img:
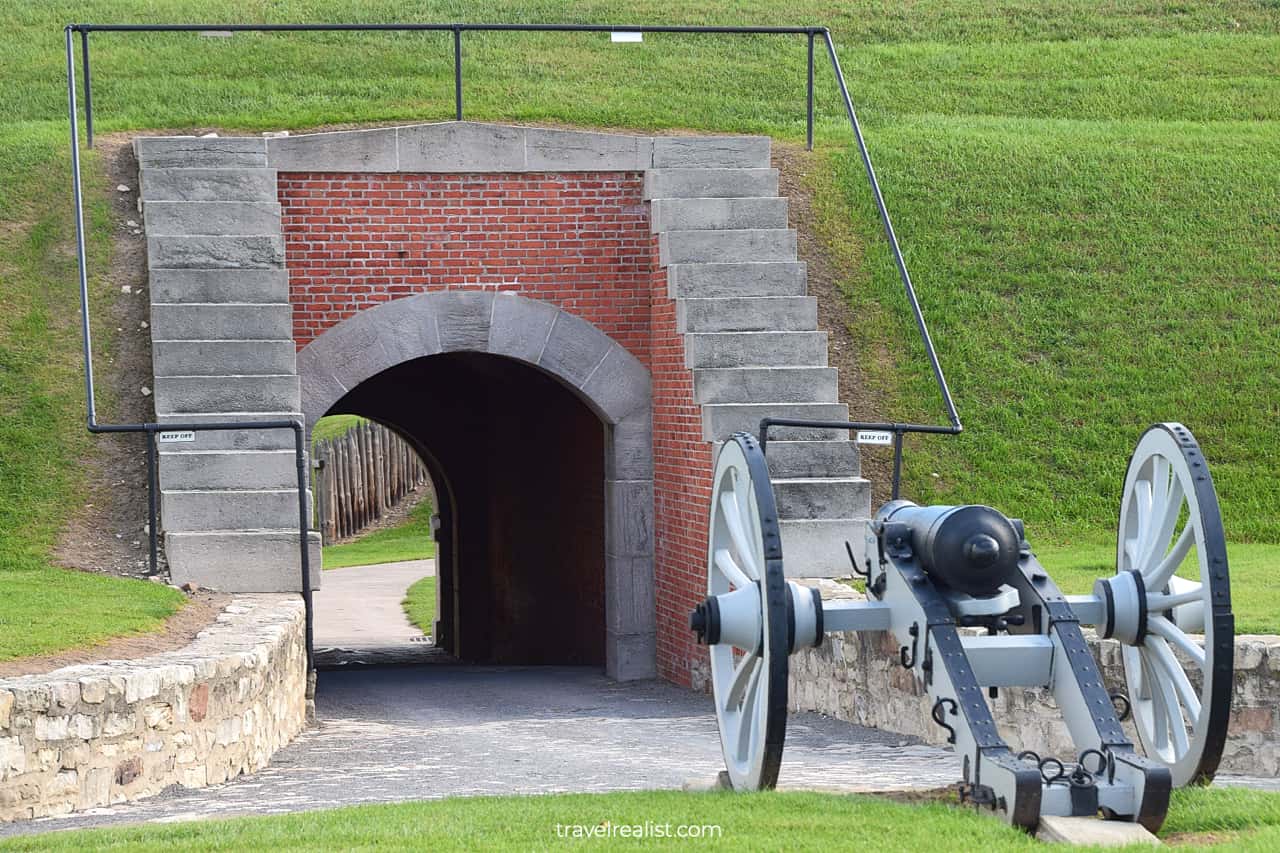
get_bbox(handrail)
[64,20,963,674]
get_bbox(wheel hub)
[1095,570,1148,644]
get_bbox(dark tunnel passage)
[325,352,607,666]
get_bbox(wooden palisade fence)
[312,420,429,544]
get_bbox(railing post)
[80,29,94,148]
[891,430,905,501]
[453,26,463,120]
[806,32,814,151]
[146,428,158,575]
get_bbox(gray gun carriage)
[690,422,1233,832]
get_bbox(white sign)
[856,430,894,446]
[158,431,196,443]
[610,31,643,43]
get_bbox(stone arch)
[297,291,655,681]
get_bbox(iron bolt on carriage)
[691,422,1232,832]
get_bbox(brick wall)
[279,171,709,685]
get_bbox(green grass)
[1,0,1277,653]
[0,121,184,661]
[322,498,436,569]
[402,575,437,636]
[9,787,1280,851]
[310,414,366,444]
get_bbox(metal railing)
[64,20,962,673]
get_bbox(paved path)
[1,666,960,838]
[313,559,435,648]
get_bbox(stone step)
[148,234,285,270]
[702,403,850,441]
[650,197,787,233]
[161,488,311,532]
[153,374,301,415]
[659,229,797,265]
[151,303,292,341]
[780,518,871,578]
[144,201,282,236]
[763,440,861,479]
[135,136,268,170]
[165,530,321,593]
[158,449,300,490]
[773,477,872,521]
[694,367,837,404]
[678,296,816,333]
[651,137,771,169]
[667,262,807,299]
[685,331,827,369]
[643,168,778,200]
[152,340,296,377]
[155,411,303,451]
[141,168,278,203]
[150,269,290,304]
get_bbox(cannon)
[690,422,1232,832]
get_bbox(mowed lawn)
[0,0,1276,658]
[7,787,1280,851]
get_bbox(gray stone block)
[161,488,310,532]
[677,296,816,333]
[267,127,397,171]
[649,197,787,233]
[299,361,350,427]
[659,228,796,265]
[140,168,277,202]
[651,136,771,169]
[154,375,300,415]
[607,411,653,481]
[434,290,494,352]
[580,344,651,423]
[143,201,281,236]
[667,262,807,298]
[149,269,289,304]
[605,555,656,636]
[150,303,292,341]
[693,366,838,404]
[135,136,267,169]
[525,128,651,171]
[165,530,321,592]
[397,122,524,171]
[773,477,871,520]
[158,449,299,490]
[643,168,778,199]
[155,411,301,451]
[605,629,657,682]
[152,340,296,377]
[539,311,612,387]
[605,480,654,558]
[684,331,828,369]
[148,235,284,270]
[762,440,860,479]
[357,294,444,367]
[701,402,849,441]
[779,518,870,578]
[487,293,558,364]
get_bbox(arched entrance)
[298,291,655,680]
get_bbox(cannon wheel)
[1114,423,1233,786]
[707,432,789,790]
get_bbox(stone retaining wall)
[0,595,307,821]
[786,588,1280,777]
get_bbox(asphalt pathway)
[1,665,960,838]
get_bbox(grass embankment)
[401,575,437,636]
[0,126,182,661]
[322,498,436,569]
[8,786,1280,851]
[0,0,1276,654]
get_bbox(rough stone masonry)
[0,596,306,821]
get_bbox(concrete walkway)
[313,559,435,648]
[0,666,961,838]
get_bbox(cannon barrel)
[876,500,1021,596]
